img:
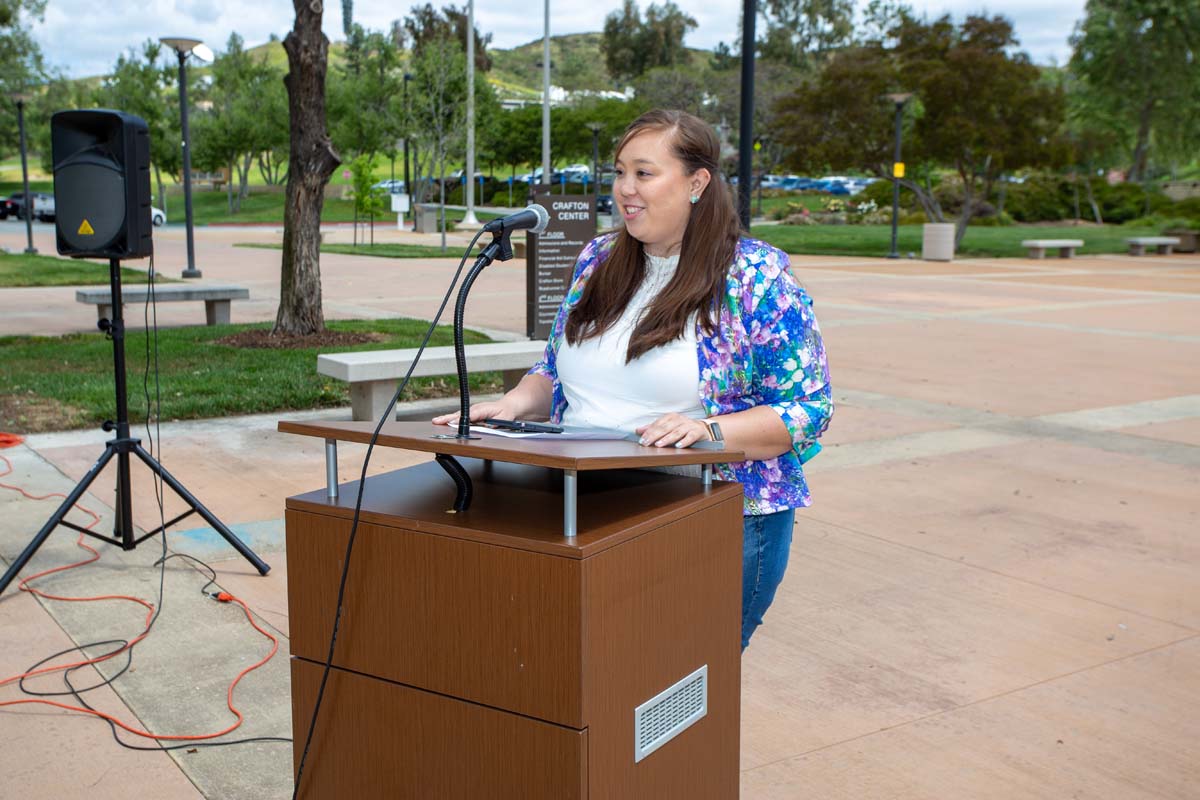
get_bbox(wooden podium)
[279,420,745,799]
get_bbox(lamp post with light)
[11,93,36,254]
[403,72,412,203]
[585,122,603,204]
[885,92,913,259]
[160,37,211,278]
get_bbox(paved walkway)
[1,221,1198,798]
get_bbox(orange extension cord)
[0,443,279,742]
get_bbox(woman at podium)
[435,109,832,648]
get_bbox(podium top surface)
[277,419,743,470]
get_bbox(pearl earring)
[689,195,700,205]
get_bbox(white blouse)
[557,253,705,433]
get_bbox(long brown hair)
[564,109,742,362]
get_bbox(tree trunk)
[154,165,165,213]
[954,173,973,250]
[275,0,341,337]
[1084,174,1103,224]
[227,160,235,213]
[1127,98,1154,183]
[239,152,254,202]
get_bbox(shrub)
[861,178,919,211]
[1002,177,1072,222]
[1168,196,1200,222]
[899,210,927,225]
[1092,181,1173,224]
[489,186,527,206]
[971,211,1015,227]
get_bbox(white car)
[151,206,167,226]
[371,179,406,194]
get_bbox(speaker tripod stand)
[0,258,269,597]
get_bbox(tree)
[896,15,1063,245]
[1069,0,1200,182]
[602,0,697,85]
[634,66,708,117]
[328,24,404,158]
[98,41,180,210]
[349,152,385,243]
[410,33,467,249]
[195,33,286,212]
[489,105,542,184]
[772,44,942,214]
[404,3,491,72]
[758,0,854,68]
[0,0,46,156]
[276,0,341,336]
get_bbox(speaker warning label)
[77,219,95,235]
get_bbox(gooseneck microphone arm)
[453,234,508,438]
[450,204,550,439]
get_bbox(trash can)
[922,223,955,261]
[414,204,440,234]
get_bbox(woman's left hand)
[635,413,711,449]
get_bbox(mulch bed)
[215,330,386,349]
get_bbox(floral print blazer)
[530,233,833,515]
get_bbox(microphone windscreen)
[527,204,550,234]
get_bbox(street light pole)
[885,92,912,260]
[541,0,551,187]
[737,0,756,230]
[403,73,412,200]
[585,122,603,204]
[161,37,209,279]
[14,95,36,255]
[462,0,479,226]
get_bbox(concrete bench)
[318,340,547,421]
[76,284,249,325]
[1126,236,1181,256]
[1021,239,1084,259]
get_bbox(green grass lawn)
[235,242,469,258]
[0,319,498,433]
[752,223,1162,259]
[0,252,168,287]
[161,190,504,227]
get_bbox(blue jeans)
[742,509,795,649]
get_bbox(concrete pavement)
[1,221,1198,798]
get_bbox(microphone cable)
[291,226,489,800]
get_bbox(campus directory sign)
[526,186,596,340]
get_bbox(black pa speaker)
[52,109,153,260]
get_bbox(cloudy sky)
[29,0,1086,79]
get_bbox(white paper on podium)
[466,425,725,450]
[469,425,635,441]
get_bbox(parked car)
[780,176,820,191]
[10,192,56,222]
[810,179,850,195]
[151,206,167,226]
[0,193,18,219]
[560,163,591,182]
[519,167,563,185]
[596,194,613,213]
[371,179,406,194]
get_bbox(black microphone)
[482,204,550,234]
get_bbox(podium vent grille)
[633,664,708,763]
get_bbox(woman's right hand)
[432,399,517,427]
